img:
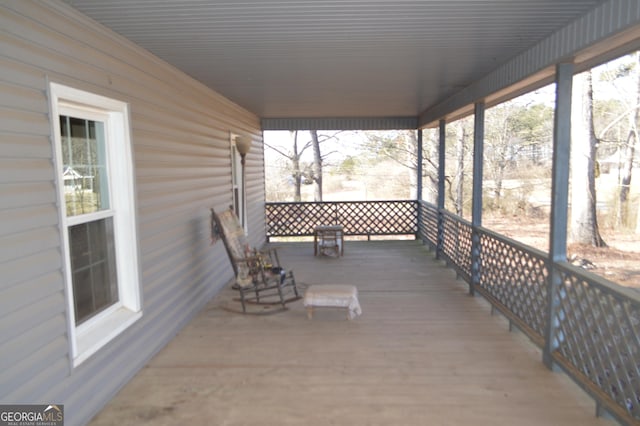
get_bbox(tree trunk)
[311,130,323,201]
[424,131,439,204]
[618,127,636,225]
[290,131,302,202]
[455,123,466,216]
[407,131,418,199]
[570,71,606,246]
[492,117,510,203]
[620,52,640,228]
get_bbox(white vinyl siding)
[1,2,263,425]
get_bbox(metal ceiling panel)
[63,0,610,120]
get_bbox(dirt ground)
[483,216,640,291]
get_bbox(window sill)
[74,307,142,367]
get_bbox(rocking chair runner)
[211,208,299,312]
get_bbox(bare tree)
[356,130,418,200]
[264,131,306,201]
[484,104,514,203]
[484,101,553,210]
[618,52,640,227]
[454,121,468,216]
[422,129,439,204]
[264,130,342,201]
[310,130,323,201]
[570,71,606,246]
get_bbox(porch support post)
[436,119,446,259]
[416,129,423,239]
[417,129,423,202]
[543,62,573,369]
[470,102,485,296]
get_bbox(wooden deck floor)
[89,240,616,426]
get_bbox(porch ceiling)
[63,0,607,121]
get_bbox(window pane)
[60,116,110,216]
[69,218,118,324]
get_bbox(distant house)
[62,166,88,192]
[598,150,640,174]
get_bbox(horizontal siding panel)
[132,127,227,154]
[132,149,221,168]
[144,250,228,300]
[0,271,63,317]
[142,255,221,308]
[0,108,50,136]
[0,57,47,90]
[0,290,66,344]
[0,314,67,373]
[136,181,217,212]
[138,190,222,215]
[2,134,53,159]
[134,164,222,179]
[0,226,60,264]
[0,182,57,210]
[136,174,227,195]
[131,103,235,135]
[138,208,208,243]
[132,139,226,164]
[6,356,70,404]
[1,339,68,401]
[0,81,48,113]
[0,33,108,88]
[1,249,62,290]
[140,233,225,282]
[142,249,225,308]
[135,192,226,224]
[0,204,58,235]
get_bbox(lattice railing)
[477,227,549,343]
[435,213,640,424]
[418,201,438,249]
[551,263,640,422]
[265,200,640,424]
[440,210,472,281]
[265,200,418,238]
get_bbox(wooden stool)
[303,284,362,320]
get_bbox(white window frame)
[49,83,142,367]
[230,136,248,233]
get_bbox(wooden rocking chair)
[211,208,299,313]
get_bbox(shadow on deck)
[89,240,616,425]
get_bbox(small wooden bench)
[303,284,362,320]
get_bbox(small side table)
[314,224,344,257]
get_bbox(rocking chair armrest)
[253,246,282,268]
[234,254,262,265]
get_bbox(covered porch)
[89,240,613,425]
[3,2,640,426]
